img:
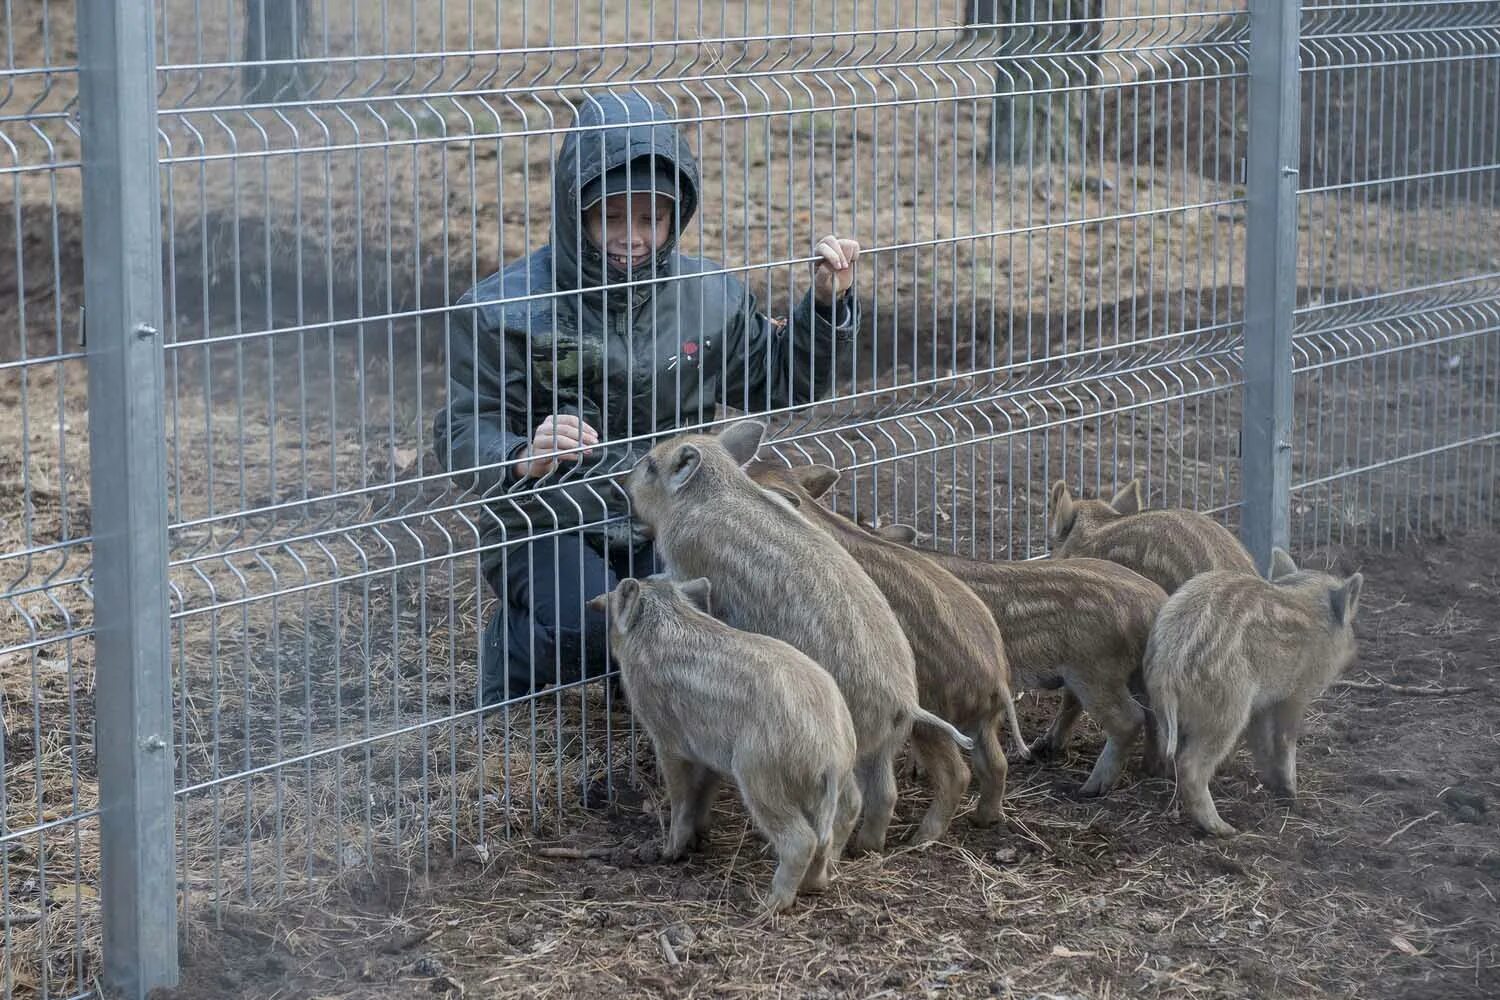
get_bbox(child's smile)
[584,192,675,273]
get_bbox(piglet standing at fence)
[868,522,1166,796]
[750,462,1028,845]
[1145,548,1364,837]
[1049,479,1258,593]
[625,420,973,855]
[587,576,858,914]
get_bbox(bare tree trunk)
[243,0,310,103]
[965,1,1001,28]
[963,0,1001,44]
[985,0,1103,165]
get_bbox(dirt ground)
[146,530,1500,1000]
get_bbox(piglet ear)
[1109,479,1144,515]
[613,578,643,632]
[761,485,802,508]
[718,419,766,466]
[1050,480,1076,542]
[874,523,919,544]
[795,465,840,499]
[1330,572,1363,625]
[667,444,702,493]
[1267,547,1299,582]
[677,577,712,614]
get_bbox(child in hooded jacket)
[433,89,861,706]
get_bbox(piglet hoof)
[658,833,700,863]
[1026,739,1059,762]
[907,825,944,848]
[1197,818,1239,838]
[1138,751,1169,779]
[799,867,831,894]
[1266,781,1298,803]
[1075,778,1113,799]
[970,804,1004,828]
[751,892,797,924]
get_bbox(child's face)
[584,193,674,272]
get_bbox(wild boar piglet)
[1145,547,1364,836]
[751,462,1028,845]
[625,419,971,855]
[588,575,860,913]
[1050,479,1256,594]
[868,522,1167,797]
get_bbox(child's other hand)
[812,235,860,305]
[515,414,599,479]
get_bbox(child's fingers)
[822,232,846,268]
[564,417,601,444]
[816,235,859,271]
[812,235,844,270]
[557,427,599,449]
[536,427,583,453]
[542,443,584,462]
[542,415,600,449]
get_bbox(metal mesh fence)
[1,1,97,996]
[1289,1,1500,549]
[0,1,1495,997]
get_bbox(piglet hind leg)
[657,754,715,860]
[741,793,820,916]
[1247,706,1284,798]
[1130,673,1169,778]
[801,841,831,895]
[969,717,1009,827]
[1175,716,1245,837]
[1264,698,1306,800]
[687,770,725,839]
[909,725,971,845]
[1028,688,1084,760]
[1072,675,1146,798]
[825,774,863,868]
[849,742,901,855]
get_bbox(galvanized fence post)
[1240,0,1302,573]
[77,0,178,995]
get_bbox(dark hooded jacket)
[433,91,858,578]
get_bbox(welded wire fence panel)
[0,2,97,998]
[8,0,1496,992]
[1290,1,1500,550]
[141,0,1253,927]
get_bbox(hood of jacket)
[550,91,702,312]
